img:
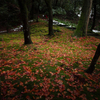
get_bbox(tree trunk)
[85,43,100,74]
[36,0,41,22]
[73,0,77,12]
[45,0,54,36]
[6,19,9,33]
[91,0,97,31]
[17,0,33,44]
[74,0,93,37]
[30,0,34,20]
[55,0,58,6]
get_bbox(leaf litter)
[0,21,100,100]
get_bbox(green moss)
[0,18,100,100]
[74,14,86,37]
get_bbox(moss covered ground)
[0,19,100,100]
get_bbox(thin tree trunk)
[30,0,34,20]
[36,0,41,22]
[91,0,96,31]
[85,43,100,74]
[48,0,54,36]
[17,0,33,44]
[6,20,9,33]
[73,0,77,12]
[45,0,54,36]
[74,0,93,37]
[55,0,58,6]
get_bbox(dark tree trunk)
[73,0,77,12]
[45,0,54,36]
[48,1,54,36]
[17,0,33,44]
[85,43,100,74]
[30,0,34,20]
[54,0,58,6]
[91,0,97,31]
[36,0,41,22]
[6,4,9,33]
[6,20,9,33]
[74,0,93,37]
[36,5,39,22]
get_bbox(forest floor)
[0,19,100,100]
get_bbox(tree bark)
[85,43,100,74]
[17,0,33,44]
[45,0,54,36]
[55,0,58,6]
[36,0,41,22]
[30,0,34,20]
[74,0,93,37]
[73,0,77,12]
[91,0,97,31]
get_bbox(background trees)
[29,0,41,22]
[0,0,100,42]
[1,0,100,34]
[90,0,97,31]
[0,0,20,33]
[90,0,100,31]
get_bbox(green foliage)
[52,7,66,15]
[0,0,20,31]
